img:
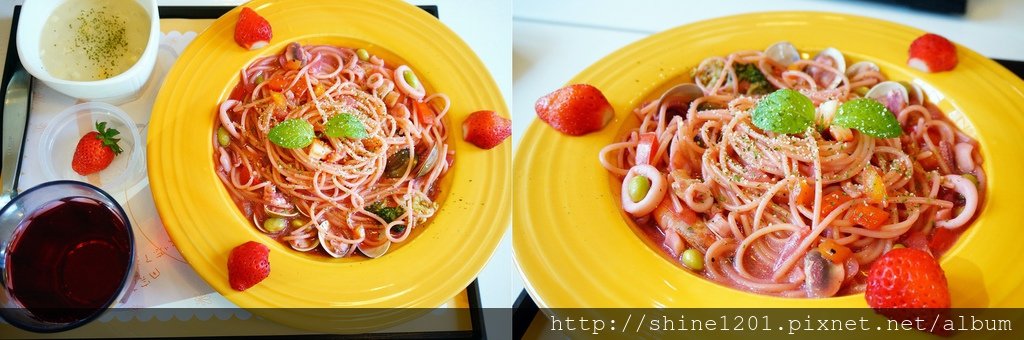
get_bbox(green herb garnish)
[267,118,315,149]
[324,112,368,139]
[751,89,815,134]
[833,98,902,138]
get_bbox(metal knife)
[0,69,30,207]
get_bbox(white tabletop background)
[511,0,1024,303]
[2,0,1024,333]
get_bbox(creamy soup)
[39,0,150,81]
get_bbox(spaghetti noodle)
[215,43,451,258]
[599,43,983,297]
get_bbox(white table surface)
[0,0,513,335]
[511,0,1024,303]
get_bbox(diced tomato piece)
[794,180,814,206]
[265,74,289,91]
[229,82,248,101]
[928,227,957,255]
[634,132,659,165]
[918,153,940,171]
[820,191,851,219]
[416,101,437,125]
[818,239,853,264]
[283,60,302,70]
[849,203,890,230]
[292,82,309,99]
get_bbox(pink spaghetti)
[215,43,452,258]
[599,42,983,297]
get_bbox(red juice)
[5,197,131,323]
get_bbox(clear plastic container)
[37,102,144,193]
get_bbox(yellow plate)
[514,12,1024,308]
[148,0,509,331]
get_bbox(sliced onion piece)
[935,175,978,229]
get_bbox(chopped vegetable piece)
[415,101,437,125]
[794,180,814,206]
[634,132,659,165]
[403,69,420,89]
[217,127,231,147]
[819,191,851,219]
[290,218,307,228]
[751,89,815,134]
[356,48,370,61]
[627,175,651,203]
[818,239,852,264]
[366,201,405,224]
[324,112,368,139]
[265,74,289,91]
[735,63,775,95]
[681,248,704,271]
[692,59,723,86]
[263,217,287,233]
[314,83,325,97]
[892,243,905,249]
[283,59,302,70]
[849,203,890,230]
[928,227,957,255]
[270,91,285,106]
[833,98,902,138]
[267,119,315,149]
[862,166,887,203]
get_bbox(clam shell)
[814,47,846,74]
[358,240,391,258]
[866,81,910,113]
[898,81,925,105]
[764,41,800,66]
[289,235,320,252]
[845,61,879,77]
[809,47,846,89]
[803,249,845,298]
[319,227,355,258]
[265,205,299,218]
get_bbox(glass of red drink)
[0,181,134,332]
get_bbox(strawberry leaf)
[94,121,124,155]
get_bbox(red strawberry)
[234,7,272,50]
[71,122,123,175]
[866,248,950,309]
[535,84,614,136]
[908,33,957,73]
[227,241,270,291]
[462,110,511,149]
